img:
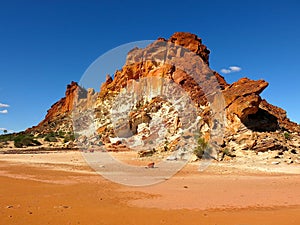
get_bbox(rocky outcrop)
[167,32,210,65]
[223,78,268,106]
[98,32,222,106]
[26,81,87,134]
[22,32,299,162]
[44,81,86,119]
[259,100,300,133]
[223,78,269,122]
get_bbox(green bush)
[36,133,46,138]
[21,137,35,146]
[219,148,236,161]
[32,139,42,146]
[222,148,230,156]
[193,136,210,159]
[63,134,75,143]
[58,130,65,138]
[13,134,41,148]
[44,135,57,142]
[284,132,291,140]
[0,133,15,142]
[14,141,23,148]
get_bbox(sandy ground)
[0,150,300,225]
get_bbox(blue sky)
[0,0,300,132]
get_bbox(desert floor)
[1,150,300,225]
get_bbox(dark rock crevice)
[241,108,279,132]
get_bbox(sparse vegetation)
[44,136,57,142]
[42,131,74,143]
[13,134,41,148]
[0,130,76,148]
[0,133,16,143]
[58,130,65,138]
[284,131,291,140]
[44,132,58,142]
[219,148,236,161]
[193,135,211,159]
[63,134,75,143]
[222,148,230,156]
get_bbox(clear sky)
[0,0,300,133]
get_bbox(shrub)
[284,132,291,140]
[44,135,57,142]
[14,141,23,148]
[58,130,65,138]
[222,148,230,156]
[13,134,41,148]
[0,133,15,142]
[219,148,236,161]
[32,139,42,146]
[194,135,210,159]
[37,133,47,138]
[21,137,35,146]
[63,134,75,143]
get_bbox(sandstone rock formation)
[167,32,210,65]
[24,32,300,163]
[26,81,87,134]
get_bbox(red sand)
[0,153,300,225]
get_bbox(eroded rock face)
[44,81,83,120]
[26,81,87,134]
[223,78,268,106]
[24,32,300,160]
[167,32,210,65]
[259,100,300,133]
[98,34,223,109]
[223,78,268,121]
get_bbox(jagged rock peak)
[26,81,87,134]
[167,32,210,65]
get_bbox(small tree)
[3,129,7,134]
